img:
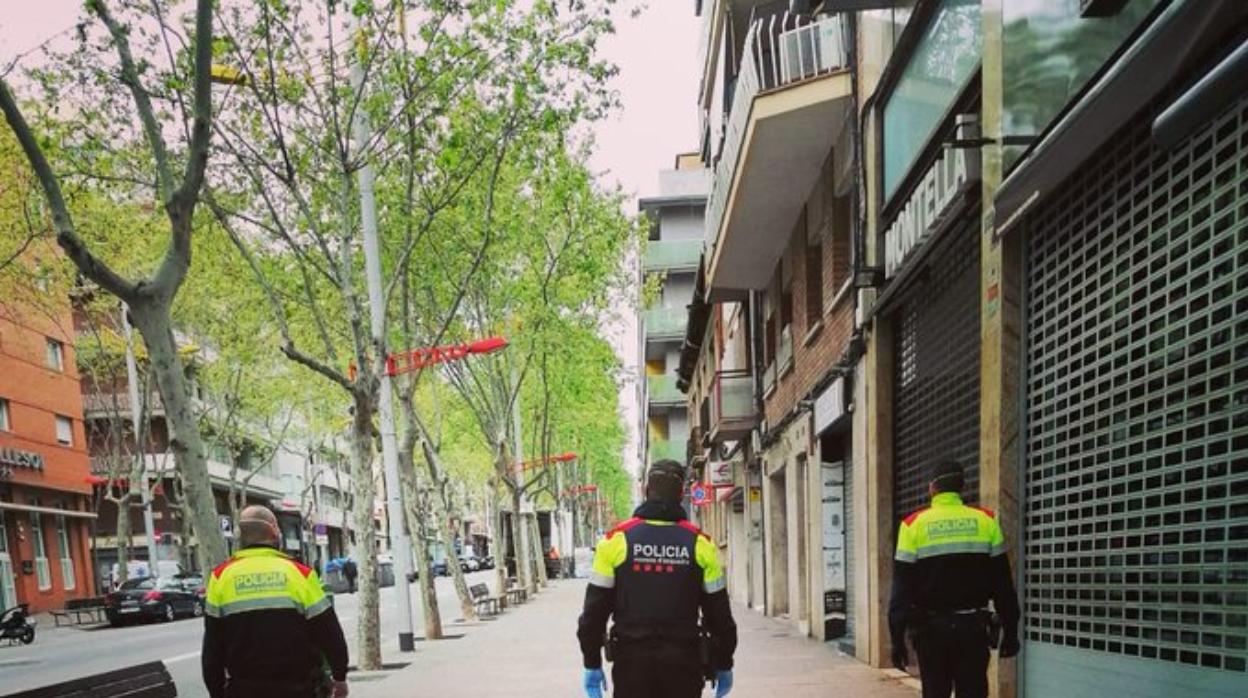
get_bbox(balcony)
[90,453,284,499]
[648,438,687,465]
[644,306,689,343]
[705,12,852,300]
[708,370,758,443]
[647,375,685,410]
[644,239,703,274]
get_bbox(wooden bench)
[469,583,500,616]
[505,585,528,605]
[8,661,176,697]
[49,598,106,627]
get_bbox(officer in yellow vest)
[202,506,349,698]
[890,461,1021,698]
[577,460,737,698]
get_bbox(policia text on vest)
[577,461,738,698]
[203,531,348,698]
[889,461,1021,698]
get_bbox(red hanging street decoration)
[348,336,509,380]
[518,452,578,471]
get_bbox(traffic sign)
[690,483,711,507]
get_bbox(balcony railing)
[705,12,847,253]
[647,375,685,407]
[644,239,703,274]
[644,306,689,342]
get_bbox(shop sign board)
[884,144,980,278]
[813,376,847,435]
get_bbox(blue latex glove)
[583,668,608,698]
[713,669,734,697]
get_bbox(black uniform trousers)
[914,613,989,698]
[611,637,704,698]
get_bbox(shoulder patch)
[212,558,239,579]
[678,520,711,541]
[969,505,996,519]
[902,507,930,526]
[289,560,313,578]
[606,517,643,539]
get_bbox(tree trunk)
[130,304,227,570]
[531,516,548,588]
[510,485,534,595]
[494,485,509,605]
[349,390,382,670]
[419,440,477,622]
[115,494,132,585]
[398,446,441,640]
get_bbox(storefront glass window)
[882,0,982,201]
[1002,0,1162,169]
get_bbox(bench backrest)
[65,597,104,611]
[469,583,490,600]
[7,661,176,698]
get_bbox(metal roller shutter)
[1023,95,1248,697]
[892,219,983,520]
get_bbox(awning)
[0,501,97,519]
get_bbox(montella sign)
[884,144,980,278]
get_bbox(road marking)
[163,651,201,664]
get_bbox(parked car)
[105,577,204,626]
[431,560,450,577]
[459,556,479,573]
[477,555,494,571]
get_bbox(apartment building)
[638,156,710,477]
[0,272,95,613]
[666,1,1248,696]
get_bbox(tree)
[205,0,622,668]
[0,0,227,569]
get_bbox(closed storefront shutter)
[892,220,983,520]
[1023,95,1248,697]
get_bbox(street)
[0,571,497,696]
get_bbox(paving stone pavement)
[349,579,916,697]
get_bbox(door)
[0,513,16,610]
[1022,96,1248,695]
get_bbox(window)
[56,514,75,591]
[804,207,824,328]
[30,506,51,591]
[0,399,9,431]
[55,415,73,446]
[882,0,982,199]
[45,338,64,371]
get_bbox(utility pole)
[350,19,415,653]
[121,304,161,571]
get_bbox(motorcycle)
[1,604,36,646]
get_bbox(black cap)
[928,460,964,492]
[647,459,686,483]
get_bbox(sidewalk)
[350,580,916,697]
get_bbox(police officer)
[202,505,349,698]
[577,460,738,698]
[889,461,1021,698]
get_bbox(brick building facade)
[0,287,96,613]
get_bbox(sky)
[0,0,701,481]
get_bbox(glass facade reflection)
[882,0,981,201]
[1002,0,1162,169]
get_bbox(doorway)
[768,467,789,617]
[0,513,16,611]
